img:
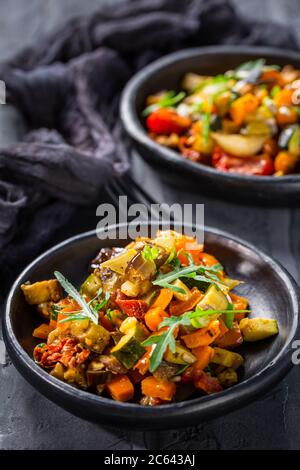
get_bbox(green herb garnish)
[202,111,211,145]
[142,91,186,116]
[143,306,249,372]
[106,308,113,322]
[51,304,61,321]
[94,292,110,312]
[152,253,224,294]
[234,58,265,83]
[142,245,160,262]
[270,85,280,98]
[54,271,99,324]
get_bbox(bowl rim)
[3,223,300,426]
[120,45,300,186]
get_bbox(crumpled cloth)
[0,0,298,290]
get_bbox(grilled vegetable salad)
[143,59,300,176]
[22,230,278,405]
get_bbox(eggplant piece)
[63,366,87,389]
[99,354,127,374]
[174,382,196,402]
[90,247,124,271]
[153,361,182,381]
[21,279,62,305]
[124,245,167,296]
[87,370,112,386]
[140,396,164,406]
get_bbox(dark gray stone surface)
[1,0,300,450]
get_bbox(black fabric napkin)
[0,0,298,292]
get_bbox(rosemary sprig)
[54,271,100,325]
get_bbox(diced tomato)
[194,371,222,394]
[146,108,191,135]
[212,146,274,176]
[116,298,148,320]
[33,338,90,369]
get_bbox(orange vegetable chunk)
[169,288,203,316]
[141,376,176,401]
[151,288,173,310]
[230,93,259,125]
[32,323,52,340]
[182,320,220,348]
[145,307,169,332]
[106,374,134,402]
[191,345,215,372]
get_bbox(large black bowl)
[3,223,300,429]
[120,46,300,204]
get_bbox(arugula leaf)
[54,271,98,324]
[142,245,160,262]
[142,91,186,116]
[143,306,250,372]
[152,255,225,294]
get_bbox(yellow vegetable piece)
[100,248,137,275]
[239,317,278,342]
[211,133,266,157]
[21,280,62,305]
[198,284,228,310]
[172,279,191,301]
[211,347,244,370]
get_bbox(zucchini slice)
[111,317,147,369]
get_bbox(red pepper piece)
[147,108,191,135]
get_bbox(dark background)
[1,0,300,450]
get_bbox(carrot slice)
[230,93,259,125]
[197,252,221,267]
[141,376,176,401]
[218,318,229,338]
[106,375,134,402]
[169,288,203,316]
[191,345,215,372]
[151,288,173,310]
[145,307,169,332]
[229,293,248,321]
[134,346,153,375]
[274,88,293,107]
[182,320,220,348]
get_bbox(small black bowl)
[120,46,300,204]
[3,223,300,430]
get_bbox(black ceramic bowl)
[3,223,300,430]
[120,46,300,204]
